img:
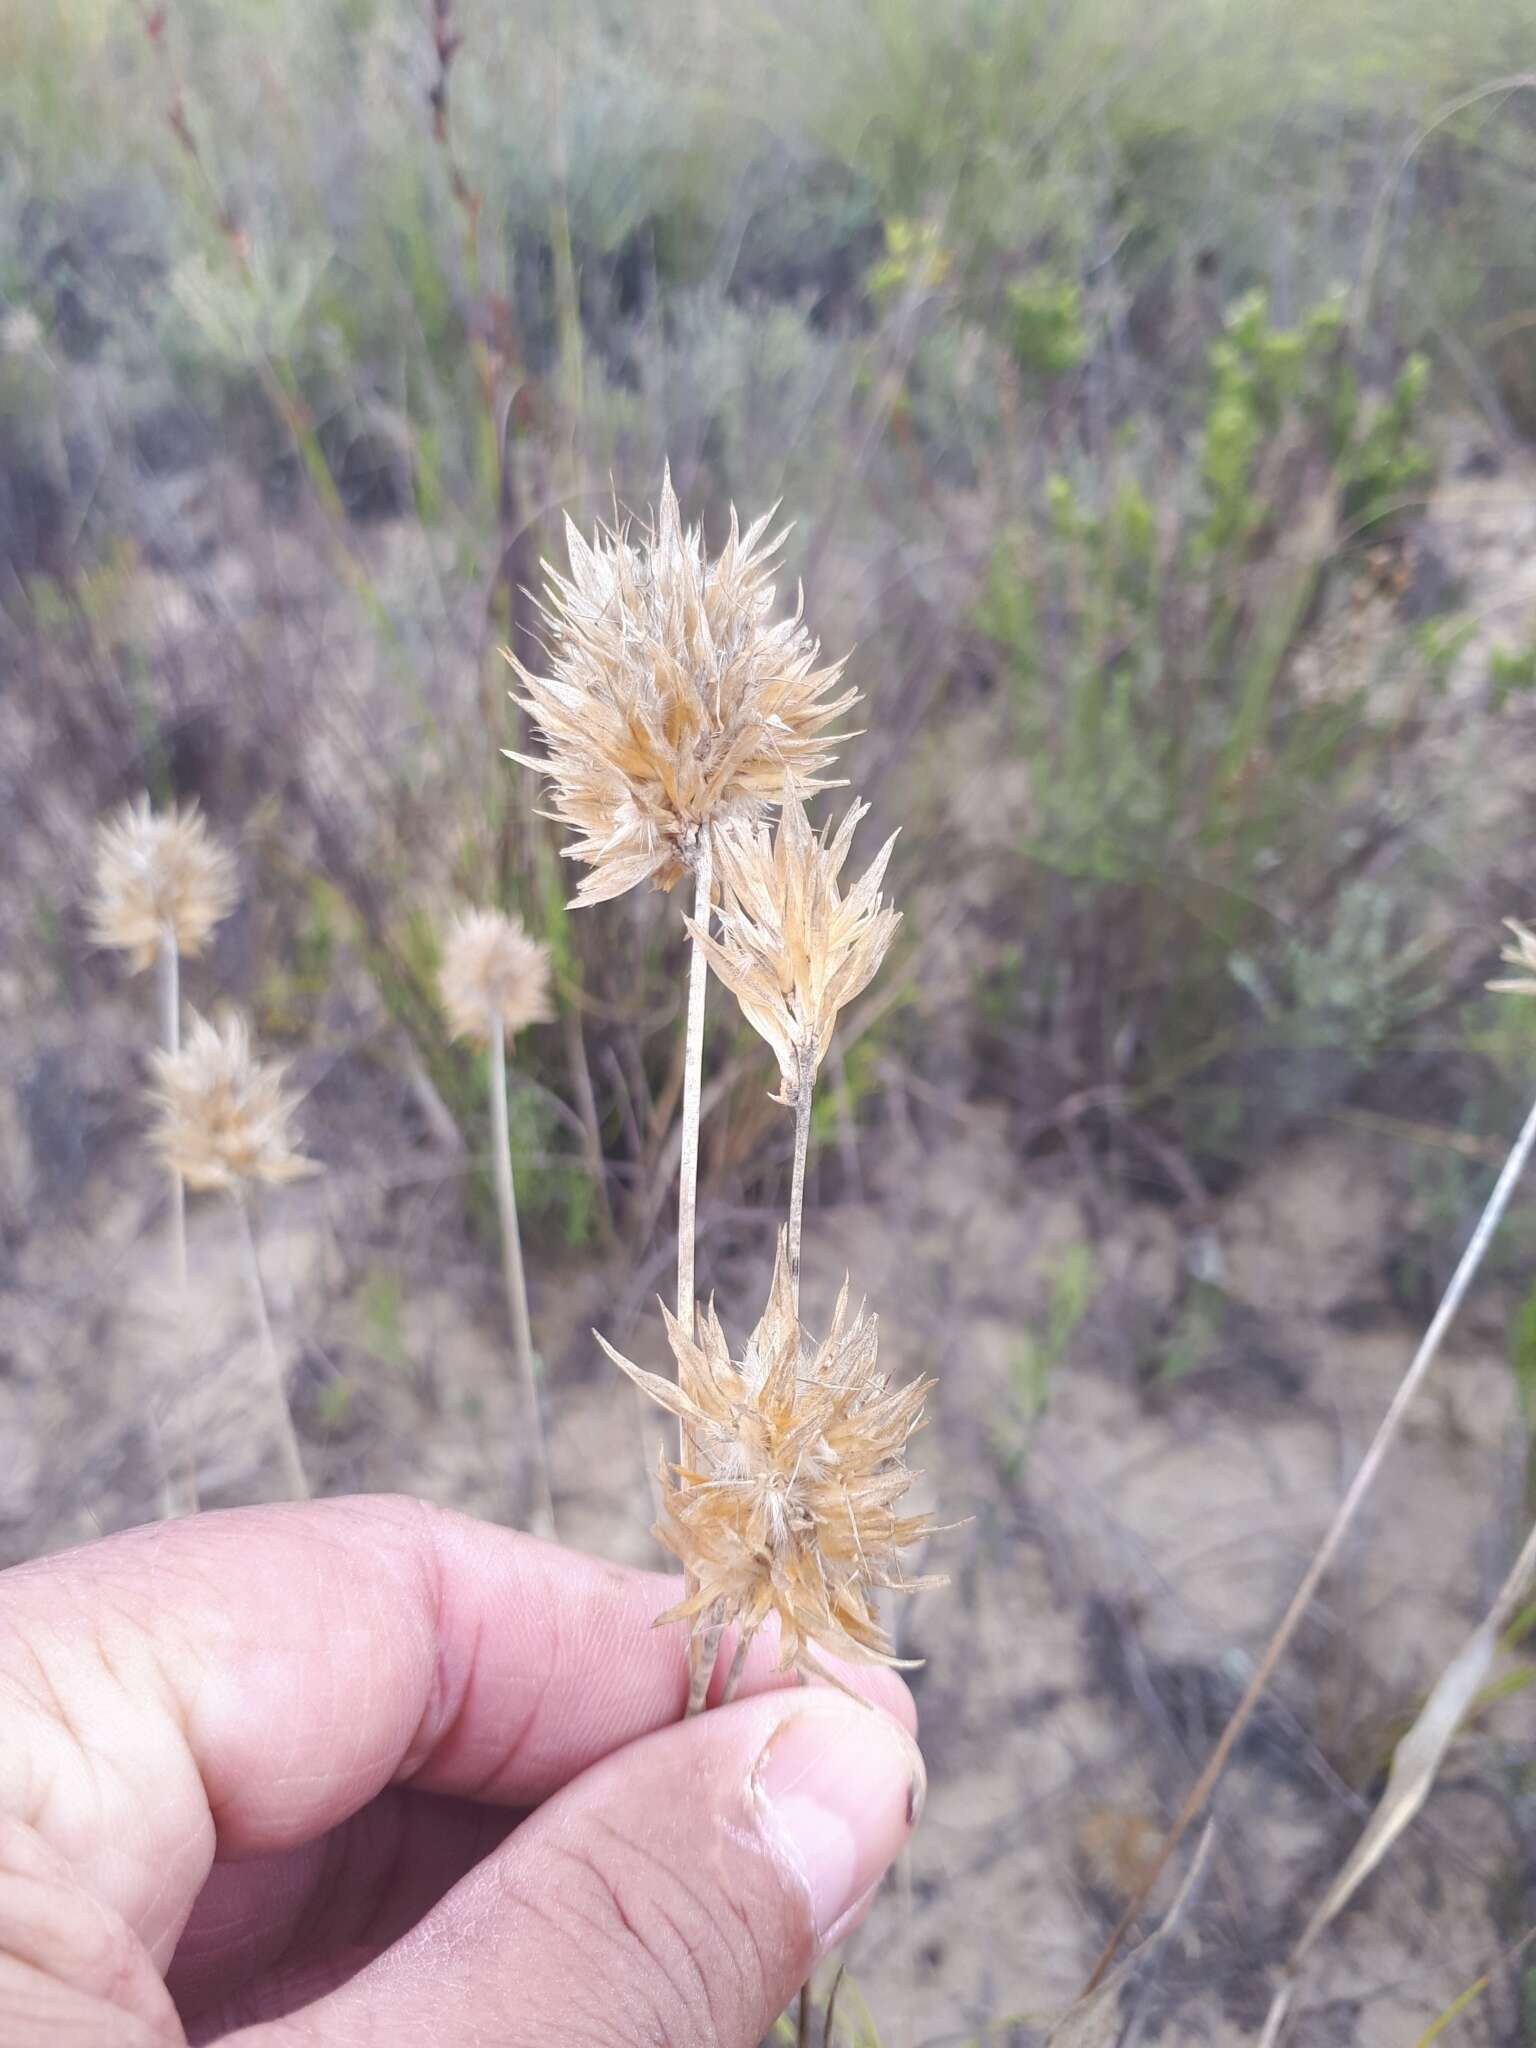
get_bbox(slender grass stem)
[718,1630,751,1706]
[233,1191,308,1502]
[490,1008,556,1540]
[1084,1083,1536,1993]
[677,837,714,1715]
[157,926,187,1293]
[677,835,714,1342]
[787,1047,815,1319]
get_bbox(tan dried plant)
[598,1233,939,1700]
[149,1010,316,1194]
[691,795,899,1312]
[149,1009,315,1501]
[90,795,237,972]
[692,797,900,1105]
[437,910,557,1539]
[91,795,238,1291]
[505,465,857,909]
[439,908,554,1044]
[1488,916,1536,996]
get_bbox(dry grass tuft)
[149,1010,316,1194]
[438,908,554,1044]
[505,465,857,906]
[90,796,237,972]
[598,1232,939,1676]
[1487,914,1536,995]
[689,796,900,1105]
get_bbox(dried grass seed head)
[1489,916,1536,996]
[598,1234,938,1675]
[439,909,554,1044]
[689,797,900,1102]
[90,795,237,971]
[506,465,858,907]
[149,1009,317,1194]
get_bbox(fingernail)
[753,1704,925,1948]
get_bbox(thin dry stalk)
[1084,1083,1536,1994]
[490,1009,556,1540]
[156,926,187,1294]
[679,846,715,1708]
[787,1046,815,1317]
[233,1191,308,1502]
[676,835,714,1345]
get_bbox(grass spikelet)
[1487,914,1536,994]
[149,1009,316,1501]
[90,795,237,972]
[598,1232,941,1679]
[439,908,554,1044]
[504,464,858,908]
[689,796,900,1107]
[148,1010,316,1193]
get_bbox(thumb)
[244,1688,924,2048]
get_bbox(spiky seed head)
[439,909,555,1045]
[1488,917,1536,996]
[90,796,237,972]
[505,465,859,908]
[148,1010,317,1194]
[688,797,900,1103]
[597,1235,940,1676]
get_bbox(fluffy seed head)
[505,465,858,907]
[438,909,554,1044]
[690,798,900,1102]
[149,1010,317,1194]
[90,796,237,972]
[598,1235,939,1675]
[1489,917,1536,997]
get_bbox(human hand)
[0,1495,922,2046]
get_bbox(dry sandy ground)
[5,1087,1533,2047]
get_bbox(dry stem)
[157,926,187,1292]
[678,837,715,1716]
[233,1191,308,1502]
[787,1046,815,1318]
[677,834,715,1342]
[490,1008,556,1539]
[1084,1082,1536,1993]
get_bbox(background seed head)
[90,796,238,972]
[506,465,858,907]
[438,909,555,1044]
[149,1009,317,1194]
[1488,915,1536,996]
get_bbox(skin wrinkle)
[586,1813,753,2046]
[1,1502,917,2047]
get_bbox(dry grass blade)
[1258,1520,1536,2047]
[1083,1075,1536,1995]
[1047,1825,1217,2047]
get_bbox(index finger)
[0,1495,915,1962]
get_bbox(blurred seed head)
[149,1010,317,1194]
[90,795,237,972]
[439,908,554,1044]
[506,465,858,907]
[598,1235,939,1675]
[690,797,900,1102]
[1488,916,1536,996]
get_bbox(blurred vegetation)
[5,0,1536,1241]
